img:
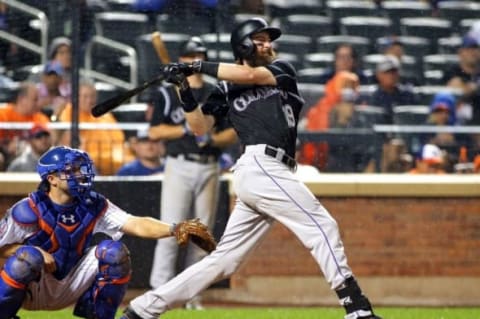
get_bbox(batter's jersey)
[150,82,230,158]
[0,198,131,247]
[202,59,304,159]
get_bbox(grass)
[18,307,480,319]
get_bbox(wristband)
[182,122,191,135]
[194,61,219,77]
[169,223,177,236]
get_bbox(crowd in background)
[0,0,479,174]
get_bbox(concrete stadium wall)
[0,173,479,306]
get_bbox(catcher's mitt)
[172,218,217,253]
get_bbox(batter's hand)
[172,218,217,253]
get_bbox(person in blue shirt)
[116,129,165,176]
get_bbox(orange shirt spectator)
[0,82,49,141]
[301,71,359,169]
[57,81,132,175]
[0,82,49,168]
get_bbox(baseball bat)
[91,76,163,117]
[151,31,171,64]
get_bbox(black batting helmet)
[230,17,281,60]
[179,36,208,59]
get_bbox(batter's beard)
[247,49,276,67]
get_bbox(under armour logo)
[60,214,76,224]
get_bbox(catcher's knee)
[95,240,131,280]
[2,246,44,287]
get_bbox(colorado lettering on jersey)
[233,87,287,112]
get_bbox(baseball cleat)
[120,306,144,319]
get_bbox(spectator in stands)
[7,124,52,172]
[443,36,480,126]
[378,37,404,62]
[425,91,457,145]
[366,55,419,124]
[116,129,165,176]
[0,82,49,168]
[48,37,72,80]
[302,71,360,170]
[409,143,447,174]
[57,81,133,175]
[318,44,371,85]
[36,61,70,121]
[381,138,413,173]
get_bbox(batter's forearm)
[184,108,213,136]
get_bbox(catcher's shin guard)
[0,246,44,319]
[73,240,131,319]
[336,277,382,319]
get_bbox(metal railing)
[0,0,48,64]
[83,35,138,94]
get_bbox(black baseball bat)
[91,74,165,117]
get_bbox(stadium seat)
[207,50,235,63]
[316,35,371,57]
[271,15,333,39]
[106,0,135,12]
[413,86,463,105]
[200,33,231,52]
[277,52,302,71]
[400,17,452,52]
[353,104,388,127]
[423,70,445,86]
[325,0,378,33]
[156,14,213,35]
[437,1,480,33]
[94,12,152,47]
[437,36,463,54]
[135,33,190,82]
[339,16,393,43]
[303,52,335,69]
[392,105,430,125]
[264,0,325,18]
[380,1,432,34]
[423,54,459,73]
[459,19,477,36]
[297,68,328,84]
[274,34,314,57]
[111,102,148,123]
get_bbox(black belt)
[264,145,297,169]
[171,153,217,164]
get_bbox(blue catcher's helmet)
[37,146,95,197]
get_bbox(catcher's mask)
[37,146,95,198]
[179,36,208,60]
[230,17,281,61]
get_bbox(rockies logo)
[60,214,76,225]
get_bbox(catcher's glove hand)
[172,218,217,253]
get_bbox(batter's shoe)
[120,306,143,319]
[336,277,382,319]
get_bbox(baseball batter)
[147,36,238,307]
[121,18,382,319]
[0,146,206,319]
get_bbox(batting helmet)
[179,36,208,59]
[230,17,281,60]
[37,146,95,197]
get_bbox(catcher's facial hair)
[151,31,171,64]
[91,75,163,117]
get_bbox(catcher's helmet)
[37,146,95,197]
[230,17,281,60]
[179,36,208,59]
